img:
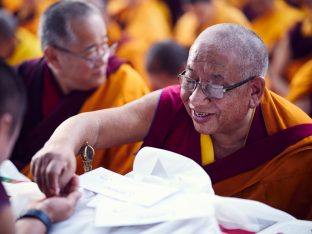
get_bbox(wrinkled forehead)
[187,37,242,77]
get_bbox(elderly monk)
[31,23,312,220]
[11,1,149,177]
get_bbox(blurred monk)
[174,0,251,47]
[11,1,149,177]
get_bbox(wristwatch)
[79,142,95,173]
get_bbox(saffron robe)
[243,0,303,51]
[2,0,57,34]
[174,1,251,48]
[107,20,149,83]
[287,59,312,116]
[108,0,172,46]
[12,57,149,176]
[6,27,42,66]
[143,85,312,220]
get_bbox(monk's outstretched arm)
[31,90,161,196]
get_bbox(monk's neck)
[212,109,254,160]
[52,71,71,95]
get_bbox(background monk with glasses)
[11,1,149,177]
[32,23,312,220]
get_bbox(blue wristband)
[18,209,52,231]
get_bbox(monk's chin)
[193,122,215,135]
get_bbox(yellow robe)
[174,0,251,47]
[250,0,304,51]
[214,88,312,219]
[6,27,42,66]
[2,0,57,34]
[287,59,312,102]
[107,21,150,84]
[108,0,172,46]
[76,63,150,175]
[225,0,248,9]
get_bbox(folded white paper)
[80,167,178,207]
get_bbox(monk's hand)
[31,143,77,197]
[29,175,81,223]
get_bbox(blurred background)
[0,0,311,115]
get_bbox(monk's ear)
[249,77,265,108]
[43,46,62,70]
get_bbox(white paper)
[132,147,213,194]
[94,193,214,227]
[80,167,178,207]
[0,160,30,182]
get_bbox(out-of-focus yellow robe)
[108,0,172,46]
[174,0,251,47]
[287,59,312,103]
[6,27,42,65]
[251,0,304,51]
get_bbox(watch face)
[80,144,95,161]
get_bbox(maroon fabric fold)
[142,85,201,163]
[205,123,312,183]
[106,56,125,75]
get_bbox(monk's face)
[56,14,109,93]
[181,38,254,136]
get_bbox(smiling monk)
[31,23,312,220]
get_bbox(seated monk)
[287,59,312,116]
[31,23,312,220]
[242,0,304,52]
[267,0,312,96]
[1,0,57,35]
[11,1,149,177]
[0,9,42,66]
[174,0,251,48]
[85,0,150,84]
[107,0,172,47]
[145,40,188,90]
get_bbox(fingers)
[30,146,77,197]
[68,174,80,193]
[31,154,44,191]
[67,190,82,205]
[45,160,64,196]
[31,152,63,196]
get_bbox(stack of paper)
[79,147,217,228]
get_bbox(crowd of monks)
[0,0,312,227]
[1,0,311,114]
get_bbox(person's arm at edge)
[0,205,46,234]
[31,90,162,196]
[0,175,81,234]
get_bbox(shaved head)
[189,23,269,80]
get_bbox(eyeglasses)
[51,42,116,66]
[178,70,257,99]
